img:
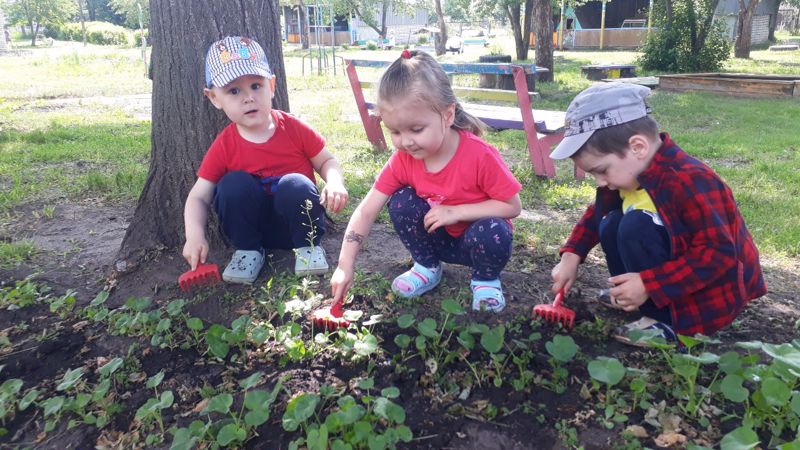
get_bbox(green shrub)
[638,2,731,73]
[133,29,148,46]
[47,21,131,46]
[366,40,378,50]
[417,35,428,45]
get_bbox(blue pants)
[599,209,672,324]
[213,171,325,251]
[388,187,513,281]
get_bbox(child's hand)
[330,266,354,303]
[182,238,209,271]
[320,182,349,214]
[608,273,648,311]
[423,205,460,233]
[551,252,580,294]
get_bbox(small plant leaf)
[57,367,85,391]
[166,299,186,316]
[720,374,749,403]
[245,409,270,427]
[394,334,411,349]
[381,387,400,399]
[98,357,124,378]
[357,378,374,390]
[216,423,246,446]
[89,291,109,307]
[42,396,64,417]
[169,427,198,450]
[397,314,415,329]
[239,372,264,390]
[186,317,204,331]
[457,330,475,349]
[417,318,438,338]
[354,334,378,356]
[760,376,791,407]
[307,424,329,450]
[545,335,578,363]
[204,393,233,415]
[480,326,505,354]
[19,389,38,410]
[282,393,320,431]
[146,371,165,390]
[587,357,626,386]
[720,426,759,450]
[441,298,465,315]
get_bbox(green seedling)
[135,371,174,446]
[83,290,110,322]
[0,275,50,310]
[543,334,579,394]
[47,289,78,318]
[187,372,284,447]
[587,356,628,428]
[205,315,253,362]
[397,298,466,379]
[0,378,38,436]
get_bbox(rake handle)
[552,288,565,307]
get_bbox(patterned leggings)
[388,187,513,281]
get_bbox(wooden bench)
[581,64,637,81]
[345,58,582,179]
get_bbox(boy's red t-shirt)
[197,110,325,184]
[374,130,521,238]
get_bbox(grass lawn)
[1,40,799,262]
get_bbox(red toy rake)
[178,263,221,291]
[311,298,350,331]
[532,288,576,329]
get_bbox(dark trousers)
[213,171,325,251]
[599,209,672,324]
[388,187,513,281]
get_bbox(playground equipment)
[297,0,344,76]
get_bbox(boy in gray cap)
[549,82,765,344]
[182,36,349,284]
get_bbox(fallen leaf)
[579,383,592,400]
[192,398,210,414]
[658,413,682,433]
[654,431,687,448]
[625,425,648,438]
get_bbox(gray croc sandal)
[222,249,265,284]
[295,246,329,276]
[613,317,678,347]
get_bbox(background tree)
[532,0,554,81]
[475,0,533,60]
[117,0,288,268]
[84,0,124,24]
[108,0,150,28]
[75,0,86,45]
[7,0,77,46]
[433,0,447,55]
[639,0,731,72]
[734,0,760,57]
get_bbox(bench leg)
[345,61,387,150]
[512,66,556,178]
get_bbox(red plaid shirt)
[562,134,766,336]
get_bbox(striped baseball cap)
[205,36,272,88]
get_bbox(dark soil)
[1,200,798,449]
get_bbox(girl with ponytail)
[330,50,522,312]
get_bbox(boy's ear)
[628,134,650,158]
[269,76,276,98]
[204,87,224,110]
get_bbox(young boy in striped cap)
[182,36,348,284]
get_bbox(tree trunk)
[533,0,553,82]
[299,3,309,50]
[434,0,447,55]
[86,0,95,21]
[506,0,533,61]
[31,23,38,46]
[117,0,288,269]
[735,0,759,58]
[76,0,87,46]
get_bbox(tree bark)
[117,0,288,269]
[506,0,533,60]
[299,2,309,50]
[76,0,87,46]
[533,0,553,82]
[434,0,447,55]
[735,0,759,58]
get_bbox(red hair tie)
[401,49,411,59]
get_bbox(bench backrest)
[345,58,541,76]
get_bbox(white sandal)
[222,249,265,284]
[294,246,329,276]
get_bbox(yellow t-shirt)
[620,188,664,226]
[620,188,657,214]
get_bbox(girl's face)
[378,96,455,161]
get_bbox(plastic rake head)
[311,299,350,331]
[178,263,221,291]
[532,289,576,329]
